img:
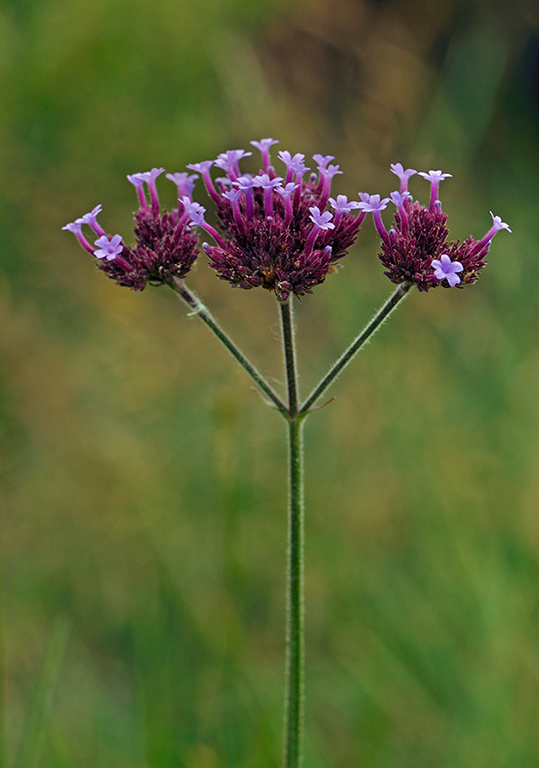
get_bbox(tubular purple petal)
[166,172,198,199]
[187,160,221,204]
[390,163,417,194]
[62,220,96,254]
[250,138,279,172]
[418,170,452,210]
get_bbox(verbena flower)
[187,140,365,301]
[63,169,200,291]
[431,253,464,287]
[360,165,511,291]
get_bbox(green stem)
[169,277,288,418]
[299,281,413,415]
[283,417,305,768]
[280,299,305,768]
[279,300,299,418]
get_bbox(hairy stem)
[279,300,299,418]
[283,417,305,768]
[280,299,305,768]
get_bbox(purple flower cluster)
[64,145,511,298]
[359,164,511,291]
[63,169,200,291]
[186,140,365,301]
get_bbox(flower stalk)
[279,299,305,768]
[283,416,305,768]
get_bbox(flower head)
[189,142,364,300]
[371,164,511,291]
[63,171,200,291]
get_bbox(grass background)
[1,0,538,765]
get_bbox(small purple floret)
[418,170,453,184]
[186,160,220,203]
[309,207,335,230]
[390,163,417,194]
[186,160,214,175]
[222,188,242,203]
[62,219,95,254]
[358,194,391,242]
[236,175,255,190]
[431,253,464,287]
[166,172,198,198]
[489,211,512,234]
[215,150,252,181]
[278,151,310,184]
[62,221,82,234]
[418,169,452,210]
[358,194,390,213]
[186,201,207,226]
[253,173,283,189]
[329,195,361,214]
[277,182,299,199]
[79,204,103,226]
[389,191,408,208]
[251,138,279,153]
[313,154,335,169]
[251,138,279,172]
[94,234,124,261]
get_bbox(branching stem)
[299,282,413,415]
[169,277,288,417]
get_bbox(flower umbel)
[362,166,511,291]
[63,169,200,290]
[188,140,365,301]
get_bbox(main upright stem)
[280,300,305,768]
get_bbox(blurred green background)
[1,0,538,765]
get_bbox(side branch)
[169,277,288,417]
[299,281,413,415]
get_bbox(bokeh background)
[1,0,539,765]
